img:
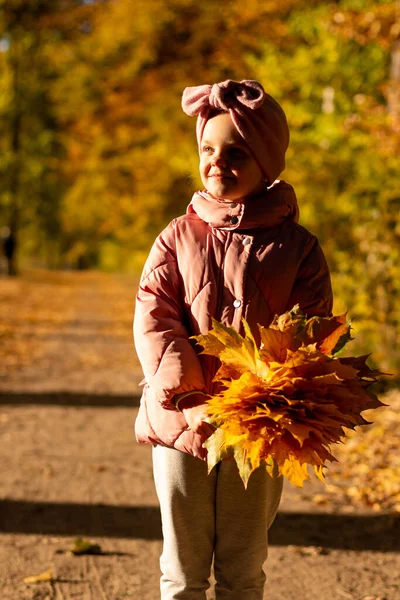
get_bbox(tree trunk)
[7,35,23,276]
[388,2,400,126]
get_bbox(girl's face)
[199,112,265,201]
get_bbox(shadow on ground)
[0,392,141,408]
[0,499,398,552]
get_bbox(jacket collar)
[187,180,299,230]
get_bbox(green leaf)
[70,538,102,556]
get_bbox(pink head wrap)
[181,79,290,184]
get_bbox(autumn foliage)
[193,306,384,488]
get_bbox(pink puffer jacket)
[133,181,333,459]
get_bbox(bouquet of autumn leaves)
[193,306,384,488]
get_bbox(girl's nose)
[211,152,227,167]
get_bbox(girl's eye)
[203,146,213,153]
[229,147,246,159]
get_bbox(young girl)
[134,79,333,600]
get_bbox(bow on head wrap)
[182,79,290,184]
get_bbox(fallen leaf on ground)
[70,538,102,555]
[324,390,400,512]
[23,568,54,584]
[300,546,330,556]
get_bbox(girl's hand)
[178,394,215,437]
[183,404,215,437]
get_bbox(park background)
[0,1,399,599]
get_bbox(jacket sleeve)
[286,236,333,318]
[133,221,206,410]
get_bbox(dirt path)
[0,270,399,600]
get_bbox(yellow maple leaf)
[23,569,54,584]
[195,319,270,380]
[280,458,310,487]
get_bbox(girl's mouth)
[210,173,234,179]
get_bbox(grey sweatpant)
[152,445,283,600]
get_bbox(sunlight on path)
[0,269,142,394]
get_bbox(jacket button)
[233,299,241,308]
[230,216,239,225]
[243,237,251,246]
[230,202,238,208]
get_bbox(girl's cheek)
[200,158,209,172]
